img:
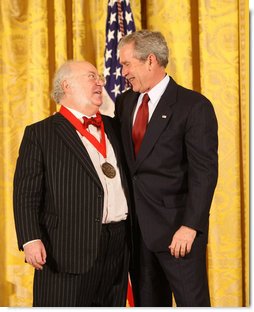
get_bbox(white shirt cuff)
[23,239,41,248]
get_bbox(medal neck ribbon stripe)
[59,105,106,158]
[59,106,116,179]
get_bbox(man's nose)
[96,76,106,86]
[121,67,128,77]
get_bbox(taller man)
[115,30,218,307]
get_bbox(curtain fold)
[0,0,249,307]
[199,0,243,306]
[146,0,193,88]
[238,0,249,306]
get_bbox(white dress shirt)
[67,107,128,224]
[133,75,170,124]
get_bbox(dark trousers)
[33,221,129,307]
[131,229,210,307]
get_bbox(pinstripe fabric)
[13,112,131,276]
[33,222,129,307]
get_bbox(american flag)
[104,0,136,103]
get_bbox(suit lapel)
[121,92,139,171]
[53,113,102,188]
[102,116,119,158]
[102,116,124,180]
[133,77,178,174]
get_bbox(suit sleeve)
[183,99,218,232]
[13,126,44,250]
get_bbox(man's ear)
[147,54,157,71]
[61,79,71,92]
[148,53,157,65]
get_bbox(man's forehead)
[72,62,97,73]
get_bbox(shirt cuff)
[23,239,41,248]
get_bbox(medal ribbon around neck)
[59,105,106,158]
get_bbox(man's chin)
[130,83,144,93]
[94,102,103,108]
[131,85,139,92]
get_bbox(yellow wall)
[0,0,249,306]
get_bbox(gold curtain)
[0,0,249,307]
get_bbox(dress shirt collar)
[145,74,170,106]
[62,106,96,123]
[136,75,170,121]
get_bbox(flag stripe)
[104,0,136,102]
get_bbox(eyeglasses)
[86,73,106,84]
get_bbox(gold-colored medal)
[101,162,116,178]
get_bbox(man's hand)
[24,240,47,270]
[168,225,197,258]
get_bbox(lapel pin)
[162,115,167,119]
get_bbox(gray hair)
[118,30,169,67]
[51,60,76,103]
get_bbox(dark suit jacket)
[13,112,130,274]
[115,76,218,253]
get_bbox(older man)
[13,60,131,307]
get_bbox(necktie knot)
[141,93,149,106]
[82,113,102,129]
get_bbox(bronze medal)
[101,162,116,178]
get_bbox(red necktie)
[82,113,102,129]
[132,93,149,156]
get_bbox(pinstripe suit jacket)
[13,112,130,274]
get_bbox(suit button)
[95,218,100,222]
[98,194,102,198]
[133,176,137,181]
